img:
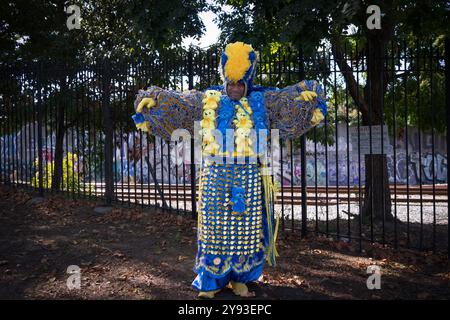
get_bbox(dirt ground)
[0,184,449,300]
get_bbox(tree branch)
[331,38,369,115]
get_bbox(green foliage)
[32,152,93,193]
[384,67,447,135]
[383,37,447,134]
[295,76,364,147]
[1,0,207,66]
[212,0,448,137]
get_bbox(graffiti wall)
[116,135,193,184]
[1,122,447,186]
[278,124,448,186]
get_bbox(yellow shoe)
[230,281,256,297]
[198,289,220,299]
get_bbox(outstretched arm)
[131,86,204,140]
[264,80,327,139]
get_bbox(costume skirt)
[191,162,270,292]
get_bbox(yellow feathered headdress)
[219,41,259,96]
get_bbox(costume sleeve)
[264,80,327,139]
[131,86,203,141]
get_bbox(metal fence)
[1,37,449,256]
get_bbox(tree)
[1,0,207,192]
[211,0,449,223]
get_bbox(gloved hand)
[135,121,151,132]
[311,108,324,126]
[295,90,318,102]
[136,97,156,113]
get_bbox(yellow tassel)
[271,180,281,259]
[261,170,280,266]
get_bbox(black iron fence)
[1,37,449,256]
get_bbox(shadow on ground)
[0,185,448,300]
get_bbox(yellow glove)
[296,90,317,102]
[136,97,156,113]
[311,108,324,126]
[136,121,151,132]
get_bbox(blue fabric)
[132,113,144,124]
[191,263,265,292]
[206,85,279,96]
[230,186,246,213]
[190,86,279,293]
[191,178,271,292]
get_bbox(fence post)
[37,62,44,196]
[445,36,449,260]
[190,136,197,220]
[101,60,114,205]
[188,48,194,90]
[299,47,308,237]
[300,135,307,236]
[188,49,197,219]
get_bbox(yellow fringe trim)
[261,169,280,266]
[197,168,205,239]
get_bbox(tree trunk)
[331,3,396,224]
[101,63,114,204]
[362,154,393,223]
[51,78,66,192]
[361,31,395,222]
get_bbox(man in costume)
[131,42,327,298]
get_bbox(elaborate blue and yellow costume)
[131,42,327,298]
